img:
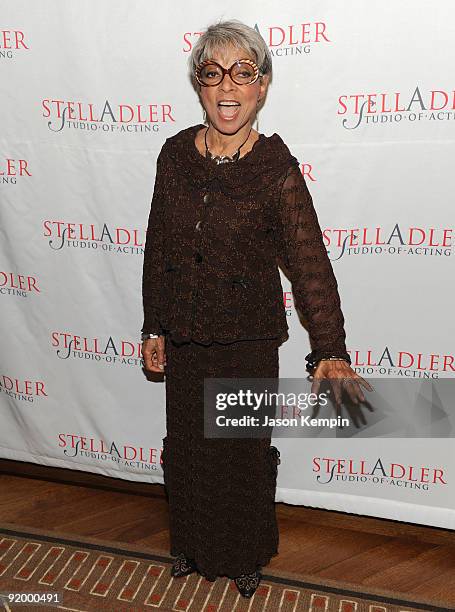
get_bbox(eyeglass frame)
[195,58,263,87]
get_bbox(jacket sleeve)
[275,163,350,364]
[141,145,168,336]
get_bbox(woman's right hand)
[142,336,166,372]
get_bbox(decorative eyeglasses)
[195,58,261,87]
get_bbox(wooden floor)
[1,465,455,607]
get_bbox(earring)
[255,98,261,131]
[202,108,207,124]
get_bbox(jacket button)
[195,220,203,231]
[195,252,203,263]
[203,194,210,204]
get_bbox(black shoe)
[234,570,262,598]
[170,552,197,578]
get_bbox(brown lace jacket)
[141,123,350,363]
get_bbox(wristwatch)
[141,332,160,341]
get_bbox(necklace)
[204,126,252,164]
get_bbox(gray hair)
[188,19,273,91]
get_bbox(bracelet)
[141,332,159,341]
[305,351,351,372]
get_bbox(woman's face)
[198,45,269,135]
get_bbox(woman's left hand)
[310,359,374,407]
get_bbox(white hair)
[188,19,273,91]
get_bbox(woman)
[141,19,370,598]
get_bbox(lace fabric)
[274,164,350,363]
[141,123,349,361]
[141,149,167,336]
[142,124,351,581]
[161,336,281,580]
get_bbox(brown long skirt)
[161,334,281,581]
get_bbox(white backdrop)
[1,1,454,529]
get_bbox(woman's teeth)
[218,102,240,119]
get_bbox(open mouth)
[217,100,241,120]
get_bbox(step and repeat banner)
[1,1,454,529]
